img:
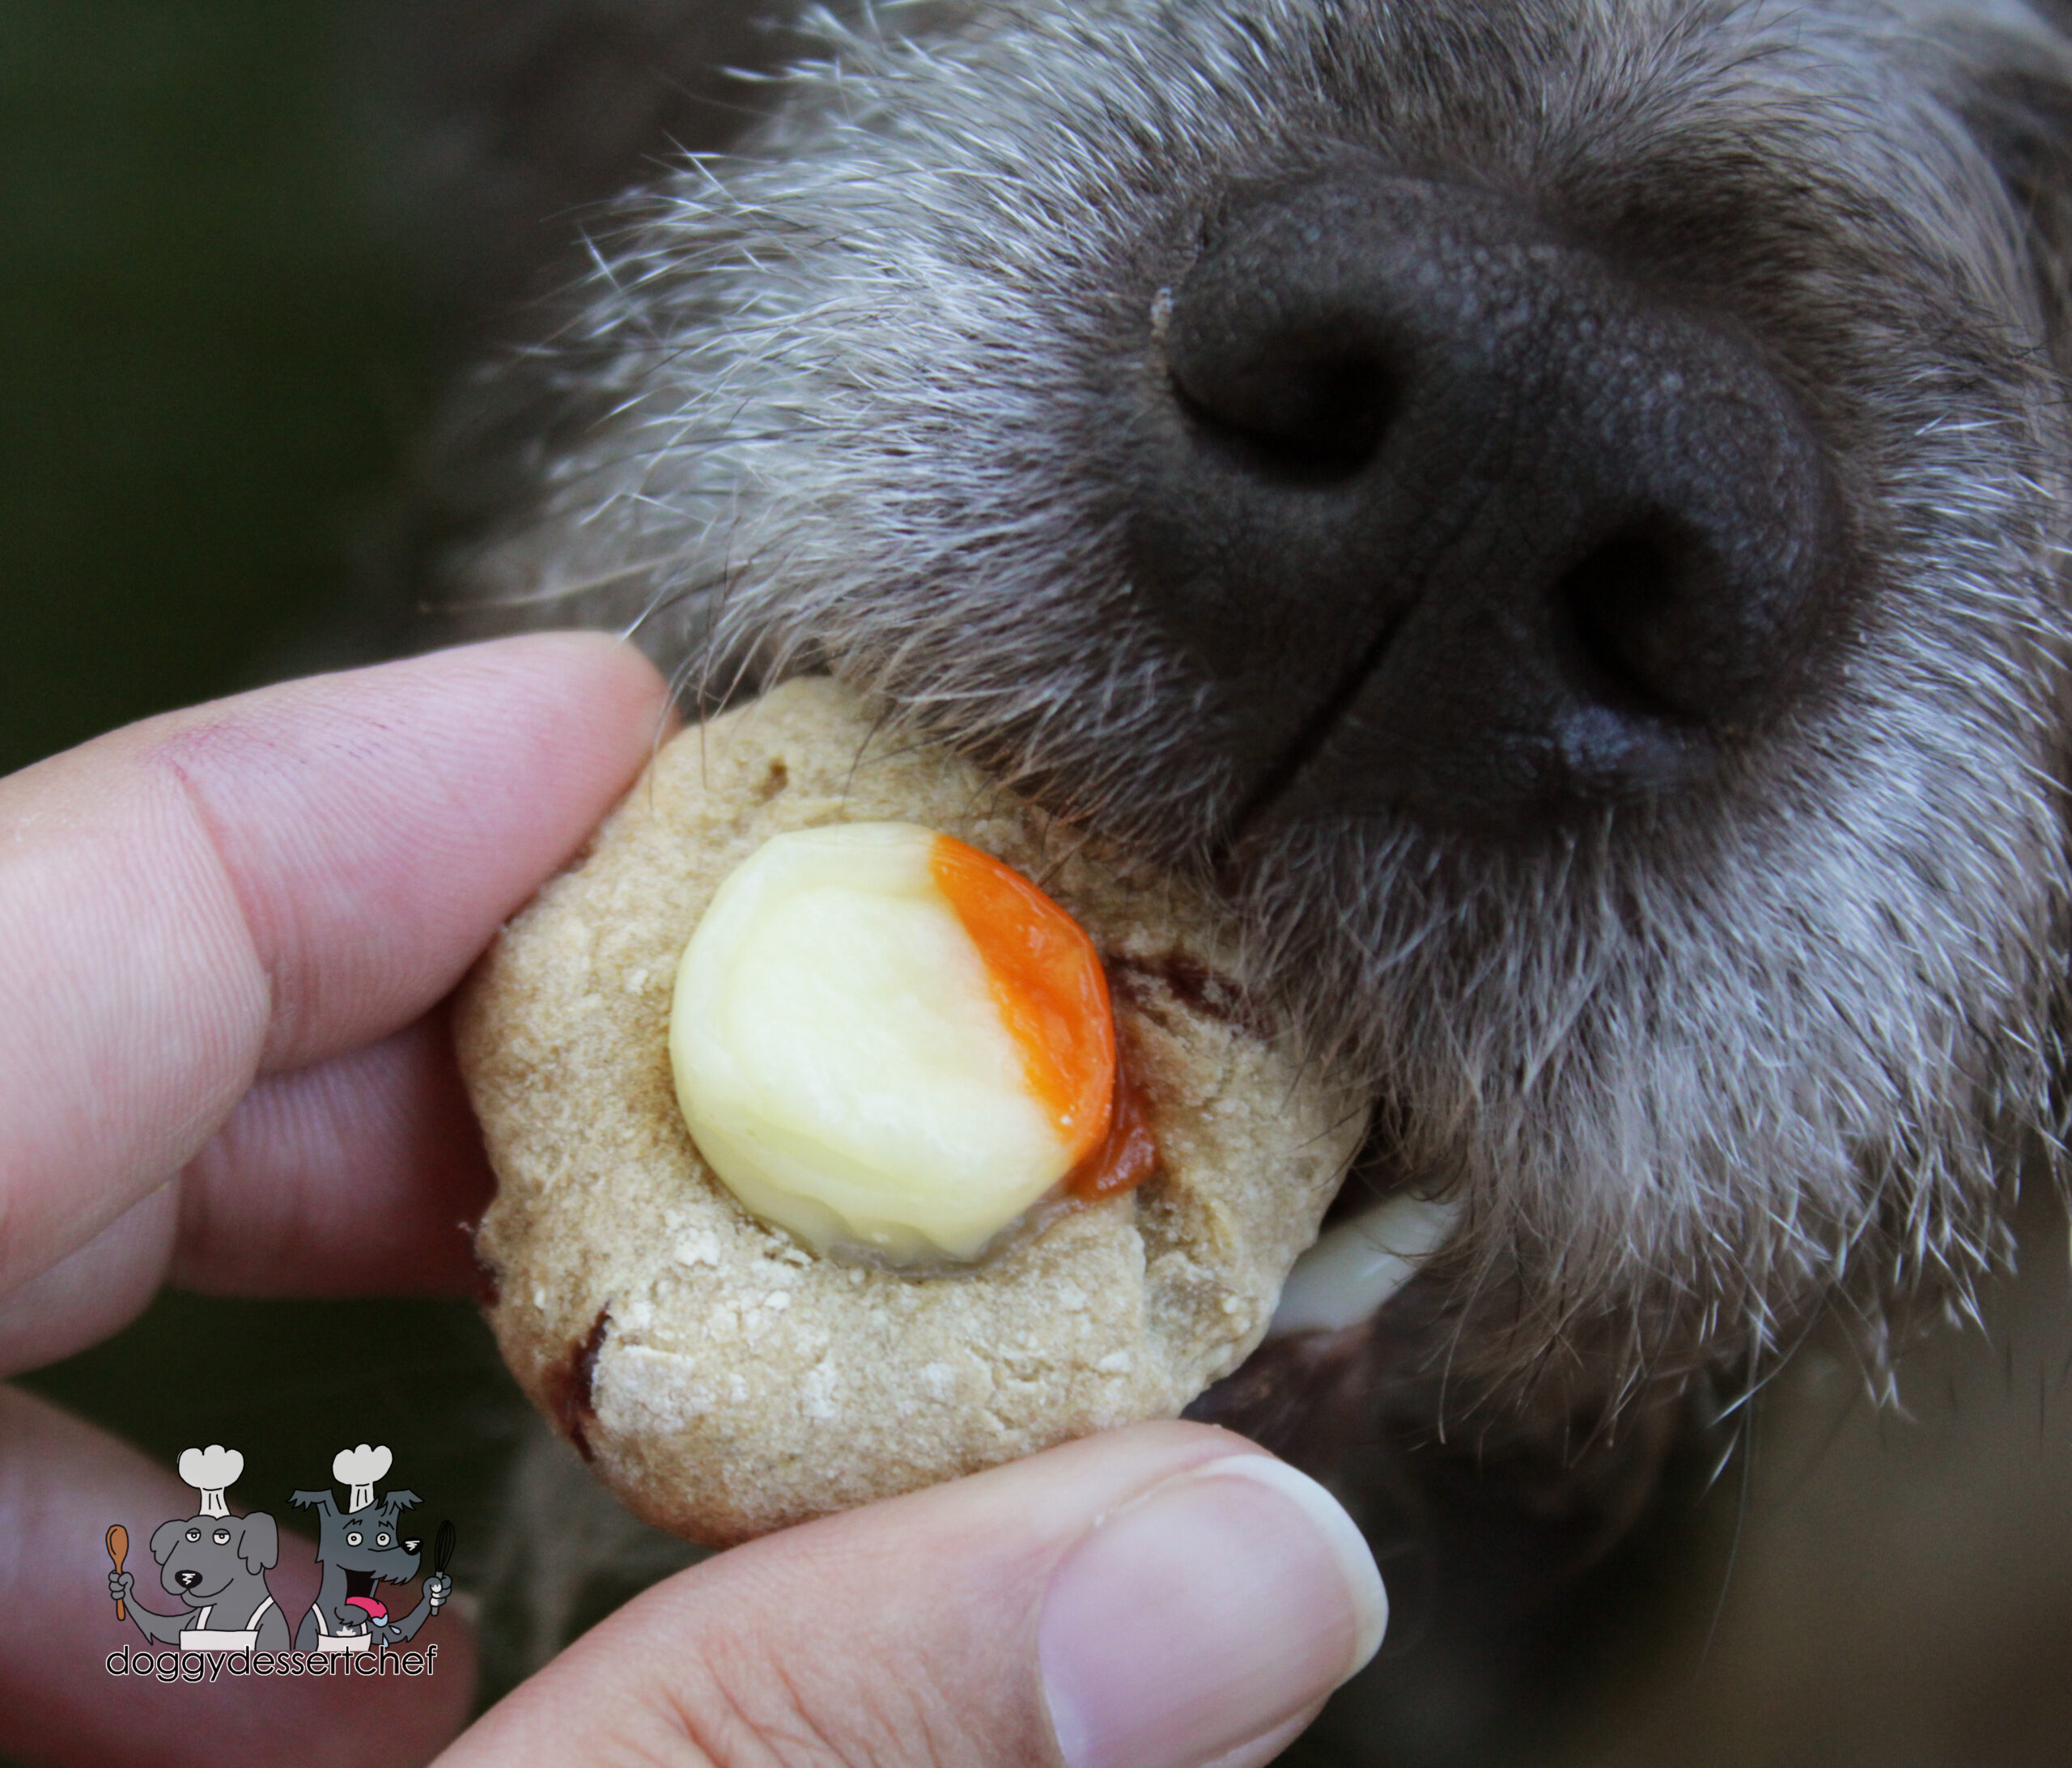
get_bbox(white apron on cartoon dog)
[180,1593,279,1652]
[303,1602,374,1655]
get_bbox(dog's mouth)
[343,1569,381,1602]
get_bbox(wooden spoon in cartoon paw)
[106,1524,129,1621]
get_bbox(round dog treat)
[458,676,1366,1545]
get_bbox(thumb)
[439,1421,1386,1768]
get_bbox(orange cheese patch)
[928,833,1116,1168]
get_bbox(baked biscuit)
[458,676,1365,1544]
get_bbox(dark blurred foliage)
[0,0,456,775]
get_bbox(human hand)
[0,636,1386,1768]
[1,635,669,1765]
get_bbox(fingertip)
[424,633,674,748]
[1036,1445,1382,1768]
[148,635,678,1073]
[1175,1454,1387,1673]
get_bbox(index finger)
[0,634,670,1299]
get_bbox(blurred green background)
[0,0,440,776]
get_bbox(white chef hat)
[333,1444,393,1513]
[178,1446,244,1519]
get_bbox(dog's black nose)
[1127,164,1844,833]
[176,1570,202,1589]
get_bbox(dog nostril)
[1557,519,1716,724]
[1169,347,1398,481]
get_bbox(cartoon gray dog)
[108,1446,289,1653]
[289,1444,451,1654]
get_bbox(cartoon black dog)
[289,1444,451,1654]
[108,1446,291,1652]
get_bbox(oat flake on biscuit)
[458,676,1366,1544]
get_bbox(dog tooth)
[1268,1194,1462,1337]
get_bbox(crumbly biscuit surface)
[459,676,1365,1543]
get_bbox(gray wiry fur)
[448,0,2072,1431]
